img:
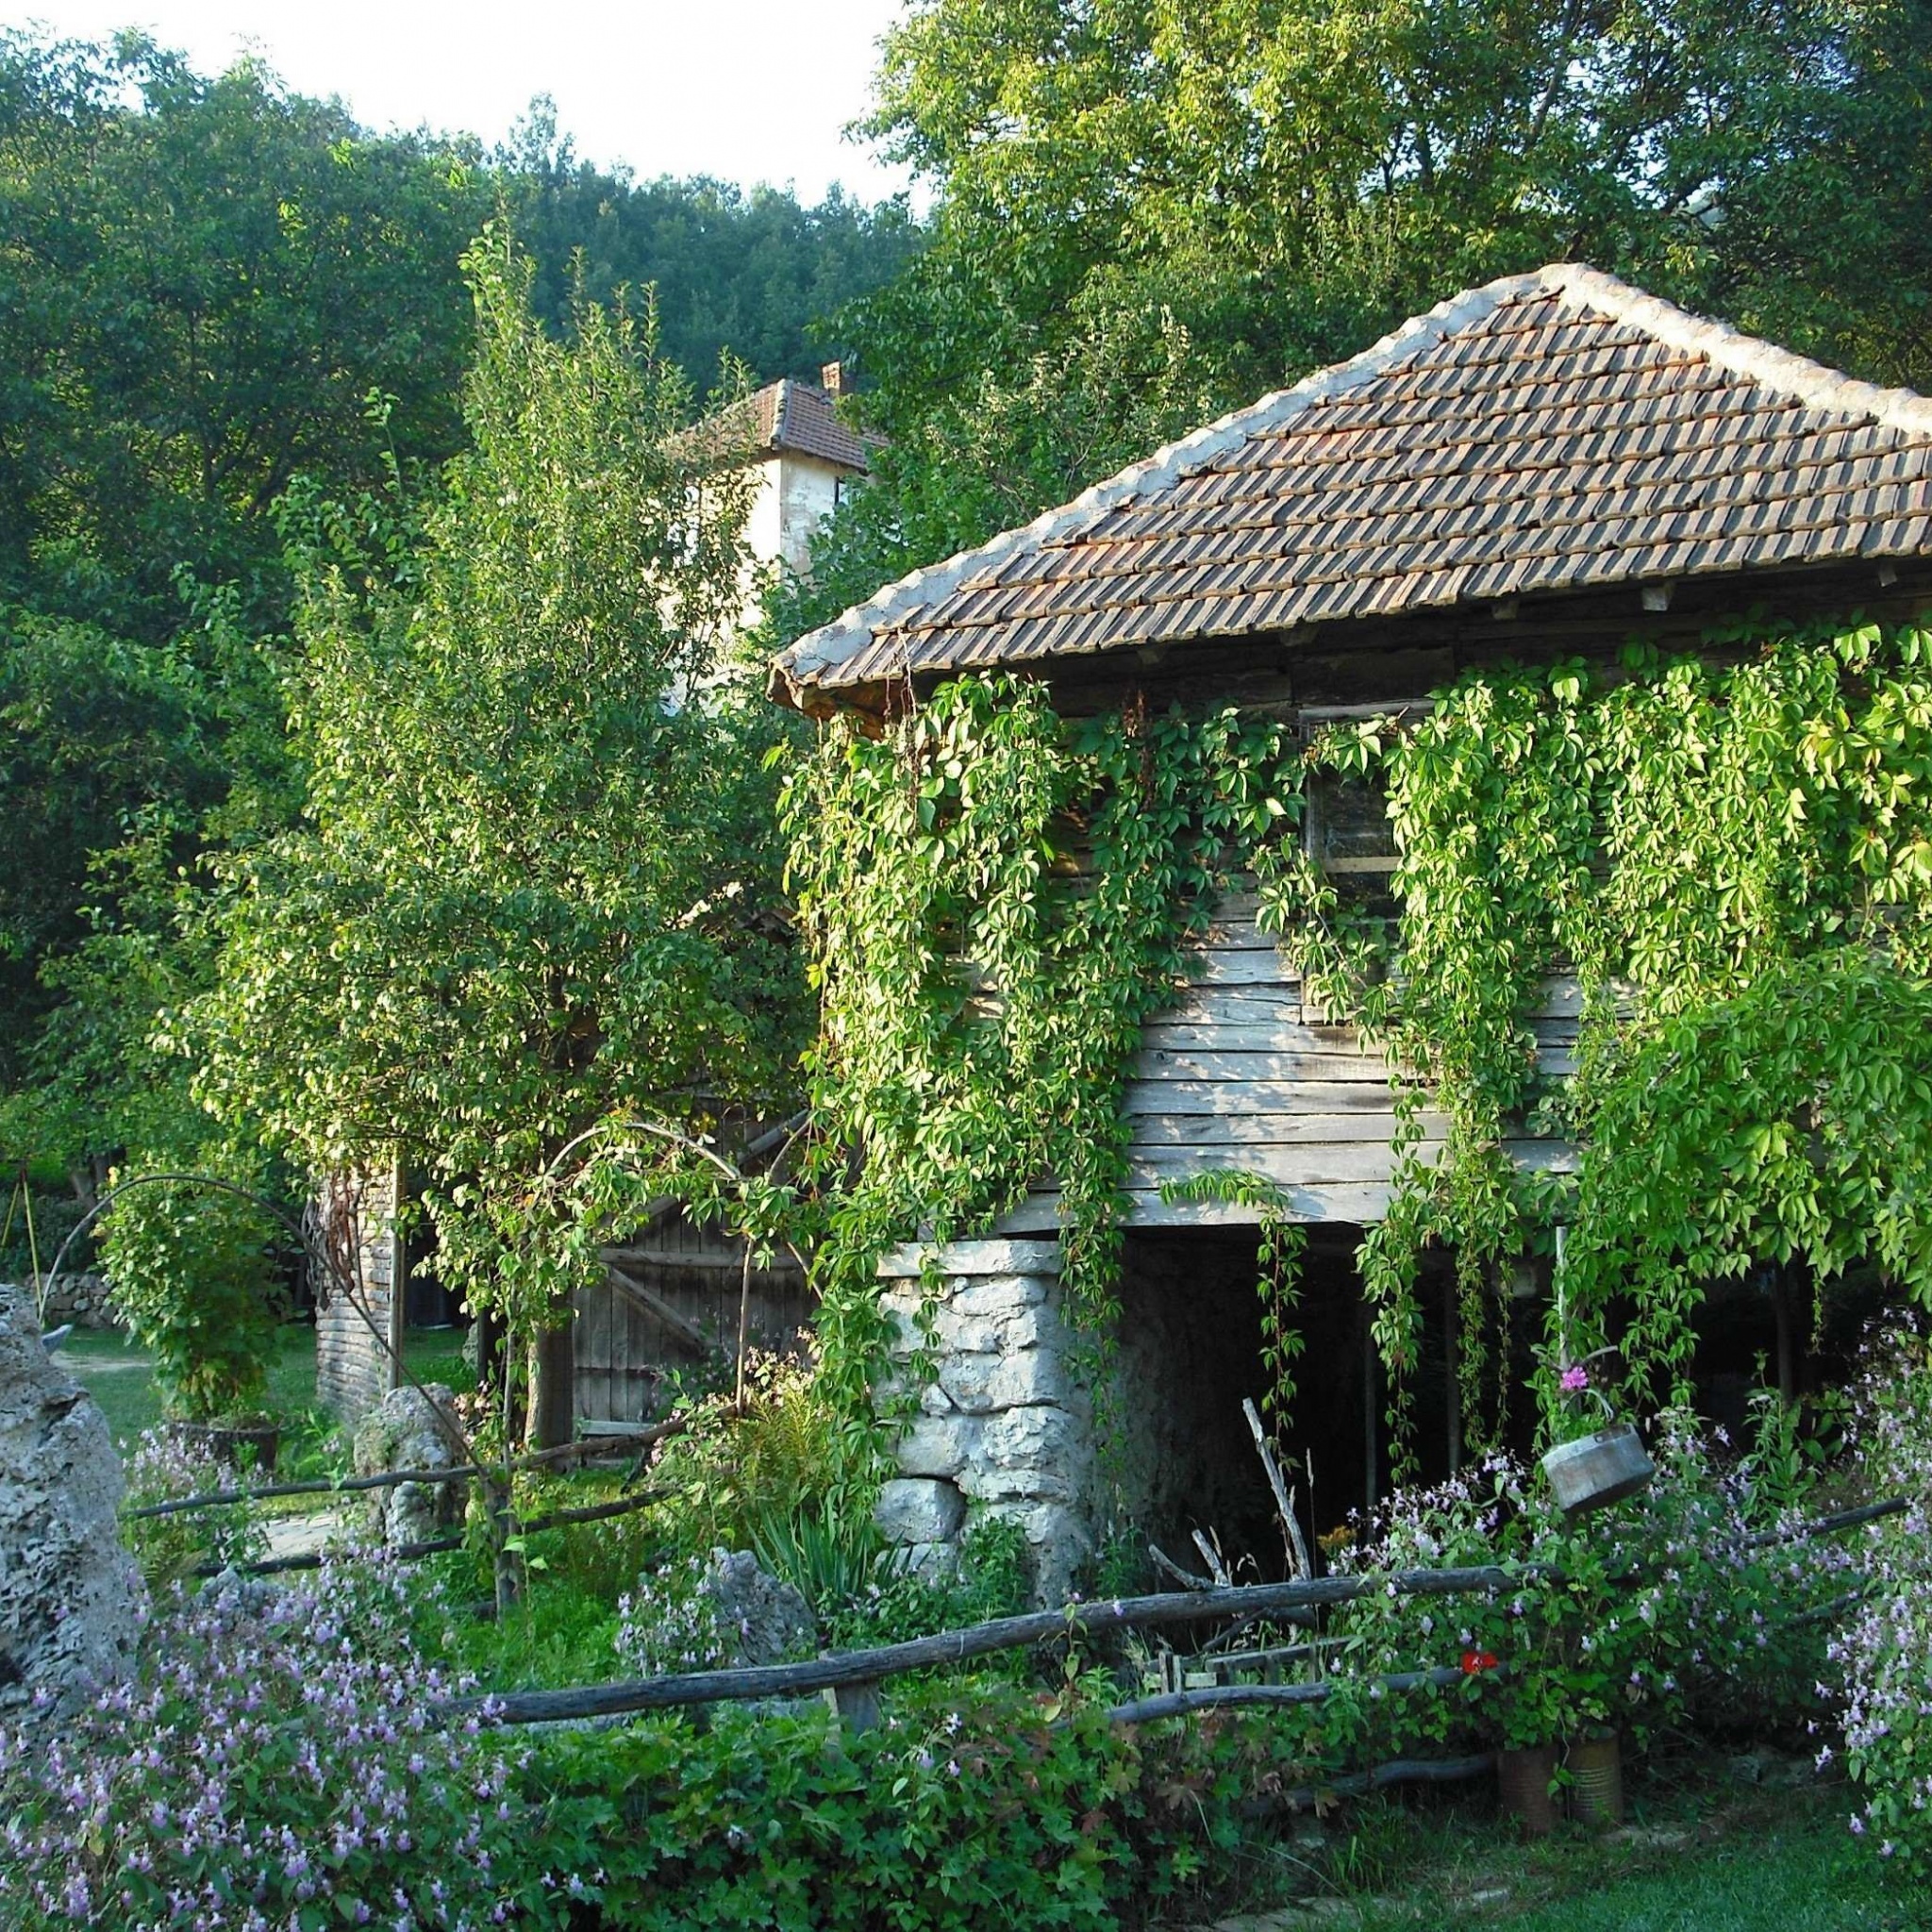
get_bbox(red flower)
[1460,1649,1500,1675]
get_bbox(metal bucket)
[1541,1422,1654,1516]
[1567,1733,1625,1825]
[1496,1743,1559,1836]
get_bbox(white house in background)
[740,362,876,579]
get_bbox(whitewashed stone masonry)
[874,1238,1094,1602]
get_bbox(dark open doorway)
[1111,1224,1384,1581]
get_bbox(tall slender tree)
[193,233,808,1442]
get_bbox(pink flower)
[1560,1364,1590,1392]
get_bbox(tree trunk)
[526,1297,575,1449]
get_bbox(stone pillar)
[874,1237,1093,1604]
[0,1284,143,1716]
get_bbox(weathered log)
[444,1568,1525,1726]
[1245,1397,1312,1582]
[1107,1661,1474,1725]
[1240,1752,1494,1816]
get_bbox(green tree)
[500,97,923,386]
[0,30,486,1144]
[193,232,807,1446]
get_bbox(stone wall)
[874,1237,1092,1602]
[12,1273,118,1330]
[314,1167,403,1424]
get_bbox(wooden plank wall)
[573,1208,812,1427]
[999,895,1576,1232]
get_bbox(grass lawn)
[1319,1774,1918,1932]
[60,1322,473,1470]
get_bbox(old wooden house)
[770,263,1932,1594]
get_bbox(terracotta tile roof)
[774,265,1932,704]
[747,378,875,472]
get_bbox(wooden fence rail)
[445,1566,1529,1726]
[192,1486,668,1580]
[125,1421,686,1522]
[441,1492,1908,1731]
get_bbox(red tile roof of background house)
[749,378,875,472]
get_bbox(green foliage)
[784,676,1304,1481]
[748,1495,908,1621]
[650,1354,845,1556]
[818,1512,1035,1652]
[529,1677,1275,1929]
[1261,619,1932,1431]
[501,97,922,386]
[193,230,807,1375]
[0,32,483,1108]
[794,619,1932,1467]
[0,25,912,1188]
[94,1172,284,1421]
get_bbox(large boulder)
[0,1285,144,1716]
[351,1383,468,1546]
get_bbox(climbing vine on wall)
[781,675,1304,1484]
[1262,617,1932,1445]
[788,616,1932,1486]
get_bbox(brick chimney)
[820,359,847,397]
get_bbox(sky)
[13,0,915,204]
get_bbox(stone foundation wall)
[20,1273,118,1330]
[874,1237,1093,1602]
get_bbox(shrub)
[120,1426,266,1586]
[820,1512,1034,1652]
[527,1675,1274,1930]
[1331,1408,1842,1757]
[96,1173,284,1422]
[647,1351,840,1556]
[1826,1328,1932,1861]
[0,1554,581,1930]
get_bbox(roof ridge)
[773,264,1932,698]
[1541,266,1932,438]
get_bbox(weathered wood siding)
[314,1166,404,1422]
[574,1208,812,1428]
[1000,897,1575,1232]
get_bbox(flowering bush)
[1332,1409,1841,1755]
[0,1554,579,1930]
[614,1553,732,1676]
[1826,1330,1932,1862]
[121,1425,266,1586]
